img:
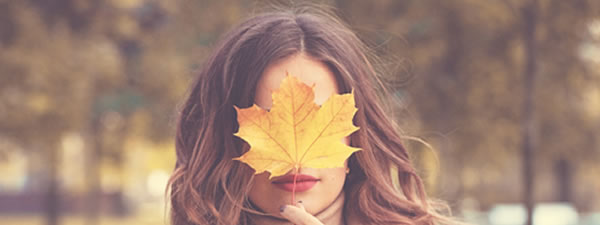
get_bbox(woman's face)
[248,53,348,216]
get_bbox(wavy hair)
[167,4,458,225]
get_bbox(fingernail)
[279,205,286,212]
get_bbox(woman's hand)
[280,201,324,225]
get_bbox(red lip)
[272,174,320,192]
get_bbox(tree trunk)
[554,158,572,202]
[85,115,102,225]
[44,139,60,225]
[521,0,539,224]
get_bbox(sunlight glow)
[146,170,169,197]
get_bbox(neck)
[248,192,346,225]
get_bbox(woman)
[167,5,458,225]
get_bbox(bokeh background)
[1,0,599,225]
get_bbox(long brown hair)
[167,4,456,225]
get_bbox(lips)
[272,174,320,192]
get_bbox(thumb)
[279,202,324,225]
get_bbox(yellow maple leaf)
[233,74,361,179]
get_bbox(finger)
[296,200,306,211]
[280,205,324,225]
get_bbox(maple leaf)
[233,74,361,181]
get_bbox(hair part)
[167,4,460,225]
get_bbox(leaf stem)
[291,167,298,204]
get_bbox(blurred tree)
[337,0,600,217]
[1,1,599,225]
[0,0,191,224]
